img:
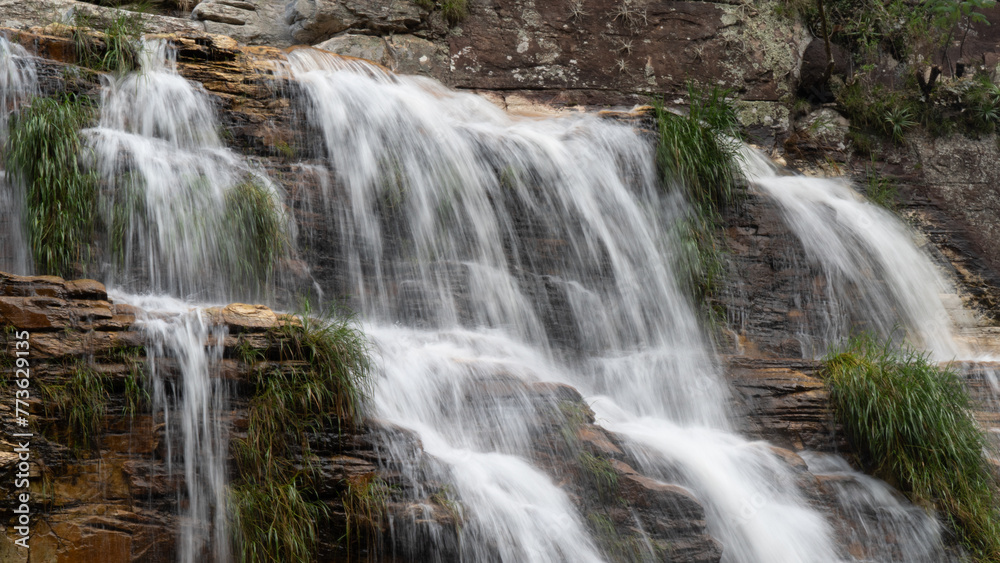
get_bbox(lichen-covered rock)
[286,0,427,44]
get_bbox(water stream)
[0,36,38,275]
[287,49,850,563]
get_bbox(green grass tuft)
[3,96,98,278]
[229,303,375,561]
[223,180,287,297]
[824,332,1000,560]
[653,83,742,311]
[230,477,329,563]
[653,83,744,217]
[440,0,468,24]
[341,473,390,552]
[72,8,146,74]
[41,361,110,450]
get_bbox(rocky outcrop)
[726,356,844,452]
[1,0,812,116]
[0,273,408,562]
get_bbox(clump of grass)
[653,84,741,312]
[3,96,98,278]
[107,344,150,418]
[824,332,1000,560]
[72,8,145,74]
[341,473,390,551]
[223,180,287,297]
[578,451,619,503]
[413,0,467,25]
[40,361,110,450]
[653,83,744,216]
[229,303,375,560]
[230,477,329,563]
[440,0,468,24]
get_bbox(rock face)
[286,0,427,44]
[912,134,1000,282]
[1,0,810,112]
[726,356,844,452]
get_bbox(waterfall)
[1,30,976,562]
[740,147,961,360]
[126,294,232,563]
[287,48,847,562]
[87,40,290,301]
[0,36,38,274]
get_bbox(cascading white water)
[800,452,957,563]
[288,48,847,562]
[0,36,38,274]
[87,40,289,301]
[123,294,231,563]
[740,147,960,360]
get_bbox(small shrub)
[824,333,1000,560]
[3,96,98,278]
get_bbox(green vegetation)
[106,344,150,418]
[413,0,467,25]
[230,478,328,563]
[653,84,744,216]
[223,181,287,297]
[824,333,1000,560]
[838,74,1000,149]
[577,451,619,503]
[862,160,898,209]
[586,512,649,561]
[3,96,98,278]
[40,361,110,450]
[341,473,390,551]
[229,304,374,562]
[653,84,743,311]
[802,0,1000,151]
[72,8,146,74]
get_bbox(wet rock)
[727,356,844,452]
[204,302,278,332]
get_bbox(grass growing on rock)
[229,303,375,562]
[40,360,110,450]
[223,180,287,297]
[3,96,98,278]
[824,333,1000,560]
[653,84,744,312]
[230,478,329,563]
[653,84,744,216]
[72,8,146,74]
